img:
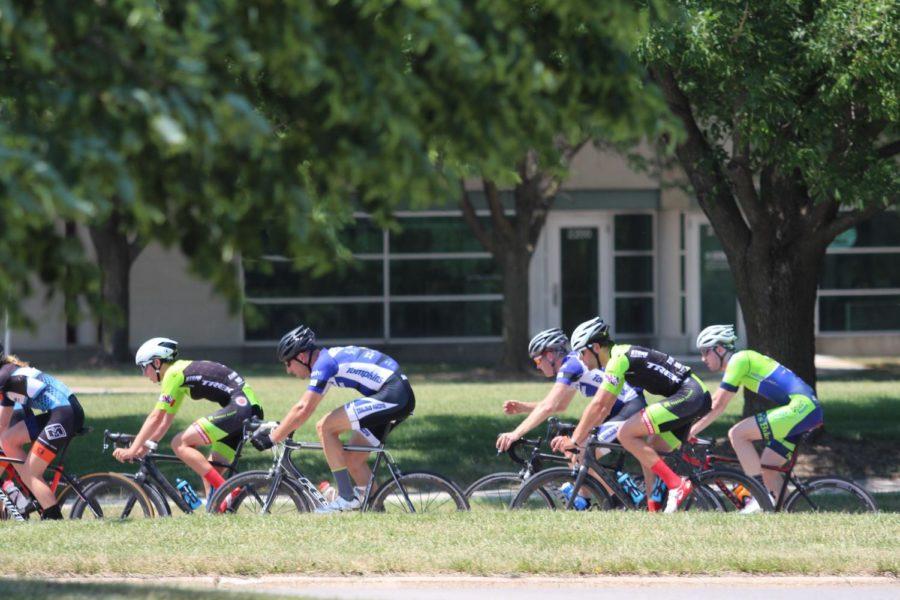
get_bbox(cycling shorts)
[641,373,712,450]
[594,395,647,446]
[16,396,85,464]
[344,373,415,446]
[192,388,263,462]
[755,394,823,459]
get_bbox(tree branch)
[815,202,892,248]
[877,140,900,159]
[459,180,494,254]
[483,178,515,243]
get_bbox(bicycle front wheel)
[71,473,156,519]
[692,468,774,512]
[370,471,468,513]
[464,472,523,510]
[207,470,311,515]
[509,467,613,511]
[785,477,878,513]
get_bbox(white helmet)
[570,317,611,351]
[528,328,570,357]
[135,337,179,366]
[696,325,737,350]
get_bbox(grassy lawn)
[0,580,300,600]
[1,512,897,577]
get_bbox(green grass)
[0,580,302,600]
[1,512,897,577]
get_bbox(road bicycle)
[0,426,153,520]
[682,426,877,513]
[208,419,469,514]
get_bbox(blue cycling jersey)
[308,346,401,397]
[0,364,75,412]
[555,352,645,418]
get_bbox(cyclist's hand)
[503,401,524,415]
[251,429,275,451]
[550,435,576,454]
[112,447,136,463]
[496,432,520,452]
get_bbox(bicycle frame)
[0,454,95,520]
[696,446,801,511]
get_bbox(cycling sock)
[651,458,683,490]
[203,468,226,490]
[332,468,355,501]
[41,503,63,520]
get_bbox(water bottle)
[731,483,752,507]
[176,477,202,510]
[2,480,31,513]
[616,471,646,506]
[651,478,668,504]
[558,482,589,511]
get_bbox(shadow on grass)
[0,579,304,600]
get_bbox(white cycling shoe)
[315,495,362,514]
[739,493,775,514]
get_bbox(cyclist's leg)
[728,416,765,485]
[15,406,77,514]
[174,398,252,490]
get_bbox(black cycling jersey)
[600,344,692,398]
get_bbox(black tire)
[691,468,774,512]
[207,470,311,515]
[370,471,469,513]
[464,472,523,510]
[785,476,878,513]
[129,477,172,517]
[71,473,156,519]
[509,467,614,511]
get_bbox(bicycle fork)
[0,487,26,521]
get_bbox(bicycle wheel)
[464,472,523,510]
[509,467,613,511]
[70,473,156,519]
[370,471,469,513]
[692,468,774,512]
[207,470,311,515]
[785,477,878,513]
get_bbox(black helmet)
[277,325,317,362]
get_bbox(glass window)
[615,297,654,334]
[820,254,900,289]
[244,302,384,340]
[244,259,383,297]
[819,296,900,332]
[700,225,738,325]
[392,216,491,253]
[561,227,598,335]
[258,217,383,255]
[390,301,502,337]
[615,214,653,251]
[390,259,501,295]
[615,256,653,292]
[829,212,900,249]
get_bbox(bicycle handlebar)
[504,437,541,466]
[102,430,136,451]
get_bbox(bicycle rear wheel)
[207,470,311,515]
[71,473,155,519]
[370,471,468,513]
[785,477,877,513]
[464,472,523,510]
[691,468,774,512]
[509,467,613,511]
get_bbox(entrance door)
[546,213,612,335]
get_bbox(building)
[8,145,900,362]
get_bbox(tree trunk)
[88,215,141,364]
[498,247,532,372]
[726,235,823,417]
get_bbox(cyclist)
[550,317,711,512]
[689,324,824,512]
[496,328,645,453]
[0,343,85,519]
[112,338,263,499]
[251,324,415,513]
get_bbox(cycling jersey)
[599,345,692,398]
[555,352,644,418]
[0,364,76,412]
[155,360,259,414]
[720,350,818,406]
[720,350,823,458]
[308,346,401,397]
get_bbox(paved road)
[210,575,898,600]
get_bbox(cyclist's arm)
[269,389,324,443]
[689,387,736,438]
[128,407,174,452]
[509,384,576,438]
[0,404,11,435]
[570,388,617,447]
[503,400,539,414]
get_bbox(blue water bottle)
[651,478,668,505]
[558,482,590,511]
[176,477,202,510]
[616,471,646,506]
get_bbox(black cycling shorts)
[343,374,415,446]
[641,374,711,449]
[192,397,264,462]
[17,396,85,463]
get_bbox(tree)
[457,3,667,371]
[640,1,898,412]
